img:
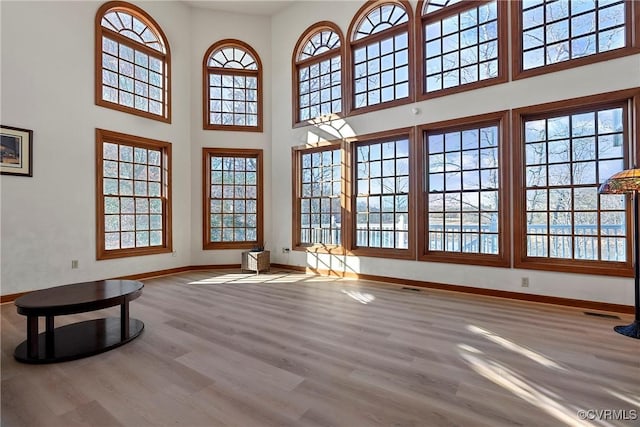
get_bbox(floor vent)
[584,311,620,320]
[402,287,421,292]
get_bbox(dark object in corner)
[250,246,264,252]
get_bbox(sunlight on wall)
[305,114,357,144]
[467,324,566,371]
[305,252,360,276]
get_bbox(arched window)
[347,0,414,113]
[418,0,507,98]
[203,40,262,132]
[293,22,344,125]
[95,1,171,122]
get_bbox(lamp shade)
[598,168,640,194]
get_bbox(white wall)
[188,8,272,266]
[0,1,272,296]
[270,0,640,305]
[0,1,193,295]
[1,0,638,306]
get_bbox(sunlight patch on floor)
[458,344,600,427]
[341,289,375,304]
[188,272,308,285]
[467,324,566,371]
[304,276,342,282]
[603,388,640,409]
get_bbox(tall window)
[293,22,344,125]
[419,112,509,267]
[350,131,414,258]
[514,93,635,276]
[293,144,343,250]
[203,40,262,132]
[96,129,172,260]
[515,0,636,78]
[96,1,170,122]
[348,1,413,113]
[203,149,263,249]
[419,0,507,98]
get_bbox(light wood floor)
[2,269,639,427]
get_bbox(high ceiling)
[184,0,296,16]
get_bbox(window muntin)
[96,129,172,259]
[295,26,343,123]
[299,29,341,60]
[298,148,342,246]
[203,149,263,249]
[423,0,463,15]
[101,9,164,52]
[522,105,627,263]
[426,124,500,255]
[423,1,499,92]
[351,2,411,110]
[204,41,262,131]
[96,2,170,122]
[354,3,409,40]
[520,0,627,71]
[354,137,410,249]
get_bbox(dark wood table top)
[15,280,143,316]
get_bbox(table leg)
[27,316,39,359]
[121,301,129,340]
[45,316,54,356]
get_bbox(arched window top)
[100,6,165,53]
[354,2,408,40]
[292,22,344,124]
[298,29,341,61]
[203,40,262,131]
[207,44,258,70]
[422,0,462,15]
[95,1,171,122]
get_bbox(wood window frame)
[95,1,171,123]
[291,141,346,254]
[512,89,640,277]
[95,128,173,260]
[202,40,263,132]
[417,110,510,267]
[291,21,346,128]
[511,0,640,81]
[345,0,415,116]
[415,0,509,100]
[345,127,417,260]
[202,148,264,250]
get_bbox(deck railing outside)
[302,222,626,260]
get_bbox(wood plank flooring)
[2,269,639,427]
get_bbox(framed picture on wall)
[1,125,33,177]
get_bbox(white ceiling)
[183,0,296,16]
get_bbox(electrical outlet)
[282,247,290,253]
[71,260,79,269]
[521,277,529,287]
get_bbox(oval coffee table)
[14,280,144,364]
